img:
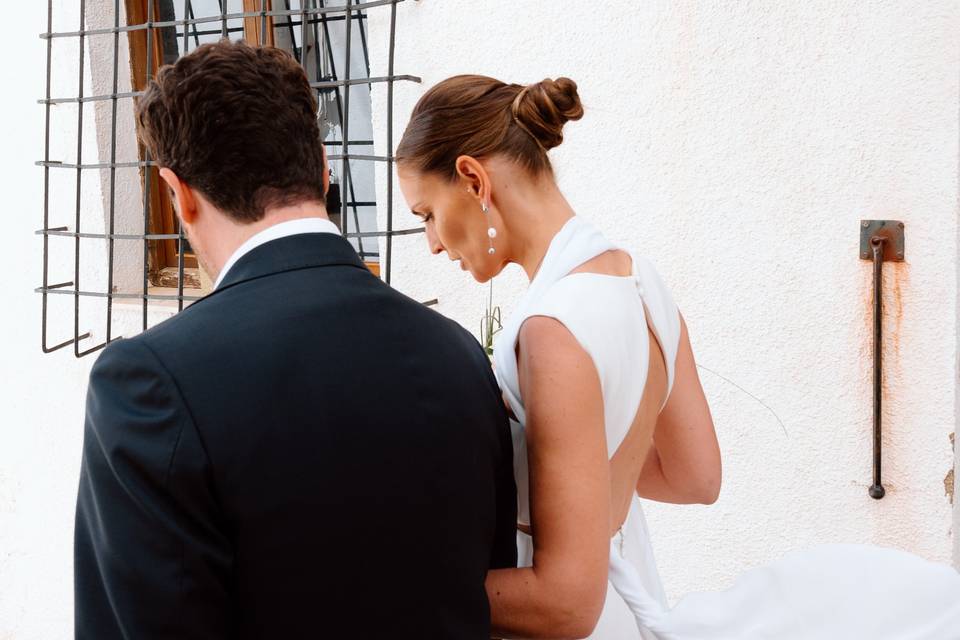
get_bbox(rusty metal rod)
[869,236,886,500]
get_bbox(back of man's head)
[136,39,325,223]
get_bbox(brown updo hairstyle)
[396,75,584,180]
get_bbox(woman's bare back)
[567,250,673,534]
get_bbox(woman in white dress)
[396,75,960,639]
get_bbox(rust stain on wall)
[889,262,905,361]
[871,261,906,400]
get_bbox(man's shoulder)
[88,323,184,397]
[387,292,489,357]
[90,332,154,375]
[89,295,224,381]
[126,298,214,355]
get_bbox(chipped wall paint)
[947,433,956,505]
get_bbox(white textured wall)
[2,2,958,638]
[369,0,960,604]
[1,2,179,638]
[2,3,88,637]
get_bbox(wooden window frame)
[125,1,277,288]
[125,0,199,288]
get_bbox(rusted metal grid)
[37,0,422,356]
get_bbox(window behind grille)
[37,0,424,357]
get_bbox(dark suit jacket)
[74,232,517,639]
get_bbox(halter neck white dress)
[492,215,960,639]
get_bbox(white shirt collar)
[214,217,342,289]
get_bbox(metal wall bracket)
[860,220,905,262]
[859,219,905,499]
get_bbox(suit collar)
[201,232,369,301]
[213,217,342,289]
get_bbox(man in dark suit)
[74,40,516,639]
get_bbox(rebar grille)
[37,0,422,357]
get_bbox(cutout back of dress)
[493,215,682,635]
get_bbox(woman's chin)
[456,258,501,283]
[468,267,495,284]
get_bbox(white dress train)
[492,215,960,639]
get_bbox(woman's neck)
[497,177,577,281]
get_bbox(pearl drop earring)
[481,201,496,255]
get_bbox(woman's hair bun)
[512,77,584,151]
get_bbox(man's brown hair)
[136,39,325,223]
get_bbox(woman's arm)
[636,313,721,504]
[487,316,611,640]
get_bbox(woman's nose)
[425,225,444,255]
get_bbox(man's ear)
[321,144,329,197]
[454,155,488,200]
[158,168,198,226]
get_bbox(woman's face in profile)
[398,165,499,283]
